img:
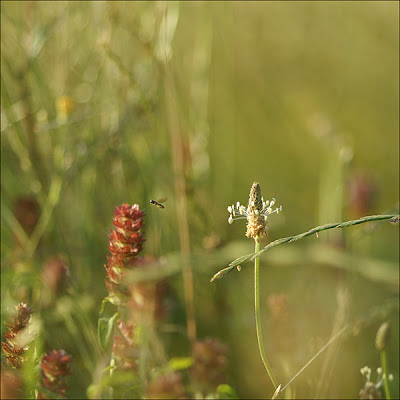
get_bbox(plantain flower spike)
[227,182,282,240]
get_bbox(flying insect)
[150,198,167,209]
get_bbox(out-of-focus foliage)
[1,2,398,399]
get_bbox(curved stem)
[380,350,391,400]
[254,236,280,392]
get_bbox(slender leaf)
[97,313,118,350]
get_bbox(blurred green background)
[1,1,399,399]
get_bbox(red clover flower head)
[105,204,145,294]
[227,182,282,240]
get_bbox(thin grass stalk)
[254,235,280,394]
[315,286,349,399]
[281,325,348,393]
[164,60,196,342]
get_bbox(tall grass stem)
[164,60,197,342]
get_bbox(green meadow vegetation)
[1,2,399,399]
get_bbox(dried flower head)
[1,370,24,399]
[105,204,145,296]
[146,372,187,399]
[268,293,290,324]
[2,303,33,368]
[13,196,40,247]
[227,182,282,240]
[267,293,295,353]
[41,256,69,294]
[347,172,377,219]
[189,338,228,393]
[39,349,72,399]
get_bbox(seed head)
[247,182,268,239]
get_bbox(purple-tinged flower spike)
[227,182,282,239]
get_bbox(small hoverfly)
[150,197,167,209]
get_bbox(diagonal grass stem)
[211,214,399,282]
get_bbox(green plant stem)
[254,235,280,394]
[380,350,391,400]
